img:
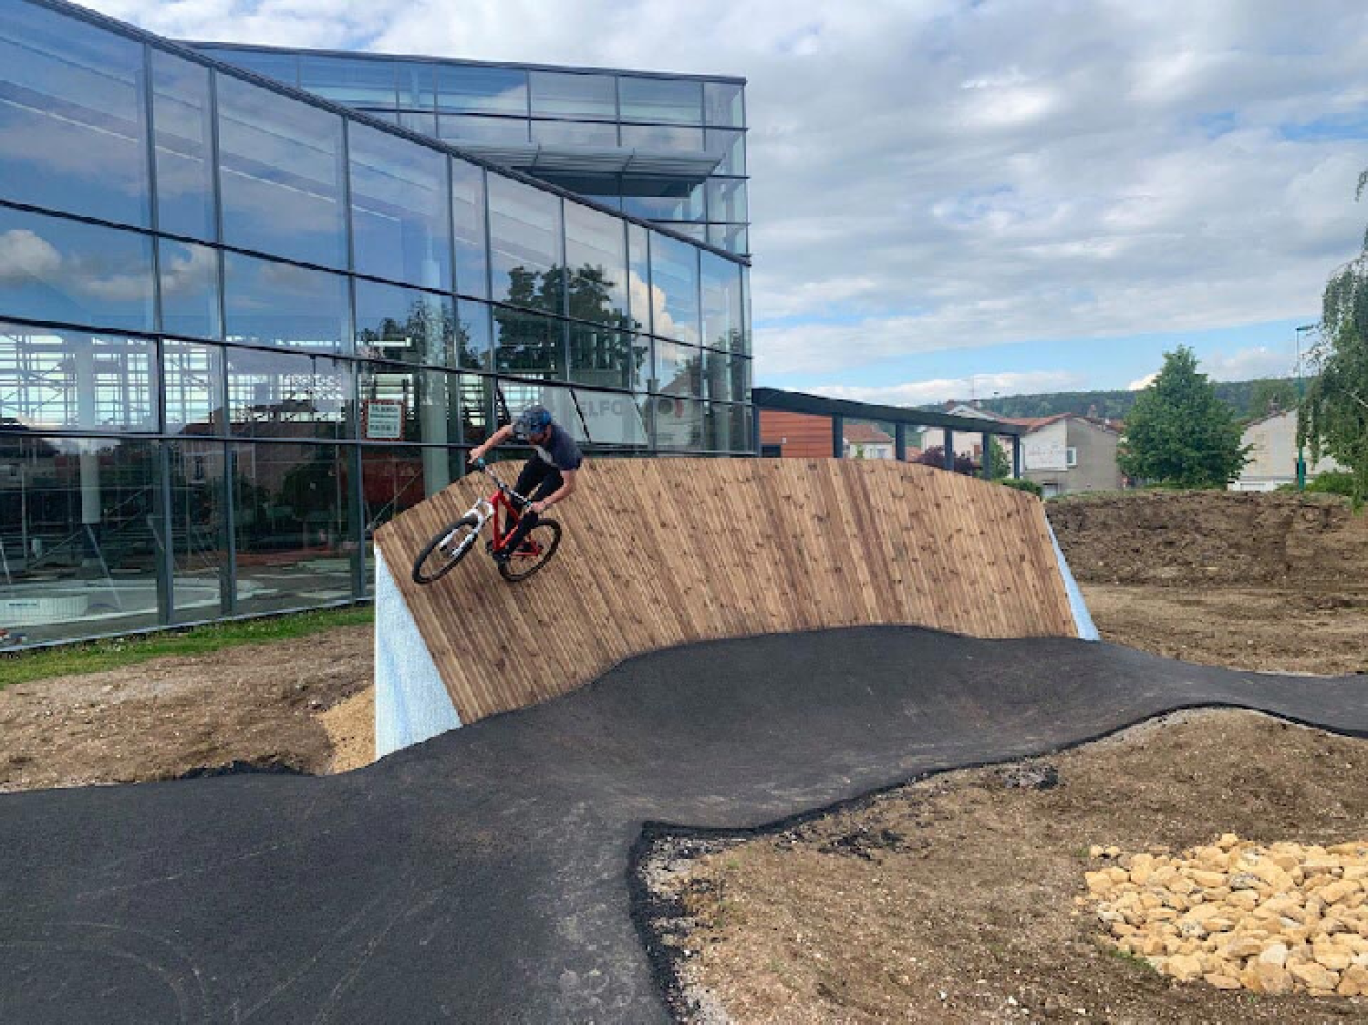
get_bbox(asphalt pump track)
[2,627,1366,1023]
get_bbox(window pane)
[652,395,704,449]
[398,63,435,111]
[396,110,438,137]
[354,279,454,367]
[217,73,347,268]
[649,234,699,343]
[572,387,648,446]
[564,203,627,325]
[349,123,450,288]
[159,240,221,340]
[662,224,707,243]
[707,222,749,255]
[705,128,746,176]
[152,51,216,241]
[492,308,564,377]
[628,223,650,335]
[0,206,154,332]
[456,298,492,370]
[707,179,748,224]
[704,81,744,127]
[451,161,489,299]
[299,55,396,108]
[163,340,223,436]
[438,114,529,144]
[701,251,743,351]
[487,174,562,313]
[360,446,430,557]
[703,348,749,404]
[225,347,351,439]
[0,436,162,643]
[438,65,527,115]
[529,71,615,120]
[223,252,348,353]
[230,442,354,612]
[358,363,461,445]
[652,340,702,397]
[620,178,704,221]
[166,438,228,622]
[619,77,701,125]
[0,323,155,432]
[198,48,298,87]
[620,124,704,152]
[568,323,647,392]
[531,120,618,147]
[0,3,150,226]
[497,380,585,445]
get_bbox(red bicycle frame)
[481,466,548,559]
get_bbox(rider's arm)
[534,468,577,511]
[470,424,515,462]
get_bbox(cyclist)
[467,405,583,563]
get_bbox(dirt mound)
[1048,491,1368,588]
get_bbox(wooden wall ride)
[374,458,1077,726]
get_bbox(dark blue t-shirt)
[531,424,583,472]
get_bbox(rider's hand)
[530,500,548,515]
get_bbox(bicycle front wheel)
[412,515,480,584]
[498,518,562,583]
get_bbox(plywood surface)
[375,458,1077,725]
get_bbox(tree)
[1301,169,1368,508]
[914,445,977,476]
[1246,379,1298,419]
[1117,347,1249,488]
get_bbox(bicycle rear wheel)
[412,515,480,584]
[497,518,561,583]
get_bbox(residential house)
[1230,411,1342,492]
[1021,415,1123,496]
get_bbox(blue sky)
[89,0,1368,406]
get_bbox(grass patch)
[0,605,373,690]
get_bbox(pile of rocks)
[1081,834,1368,997]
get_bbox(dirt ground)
[1,489,1363,794]
[0,628,373,792]
[645,710,1368,1023]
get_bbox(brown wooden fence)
[374,458,1076,725]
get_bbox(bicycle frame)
[461,464,546,557]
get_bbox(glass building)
[0,0,753,646]
[187,44,750,257]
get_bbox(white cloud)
[1204,345,1295,381]
[0,230,62,282]
[811,370,1083,407]
[1127,372,1158,391]
[82,0,1368,386]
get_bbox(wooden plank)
[374,457,1079,725]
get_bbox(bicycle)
[411,459,562,585]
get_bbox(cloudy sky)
[89,0,1368,403]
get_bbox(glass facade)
[0,0,752,646]
[192,44,751,257]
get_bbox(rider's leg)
[501,468,563,557]
[508,458,549,535]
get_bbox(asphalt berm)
[2,628,1366,1023]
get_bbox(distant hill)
[937,378,1299,422]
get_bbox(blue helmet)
[514,404,553,438]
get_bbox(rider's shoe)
[491,547,511,565]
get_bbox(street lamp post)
[1294,324,1316,491]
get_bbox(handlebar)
[468,457,535,510]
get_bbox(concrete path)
[2,628,1365,1023]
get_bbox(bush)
[1306,471,1356,497]
[1000,478,1043,497]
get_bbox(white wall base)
[374,549,461,759]
[1045,520,1100,641]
